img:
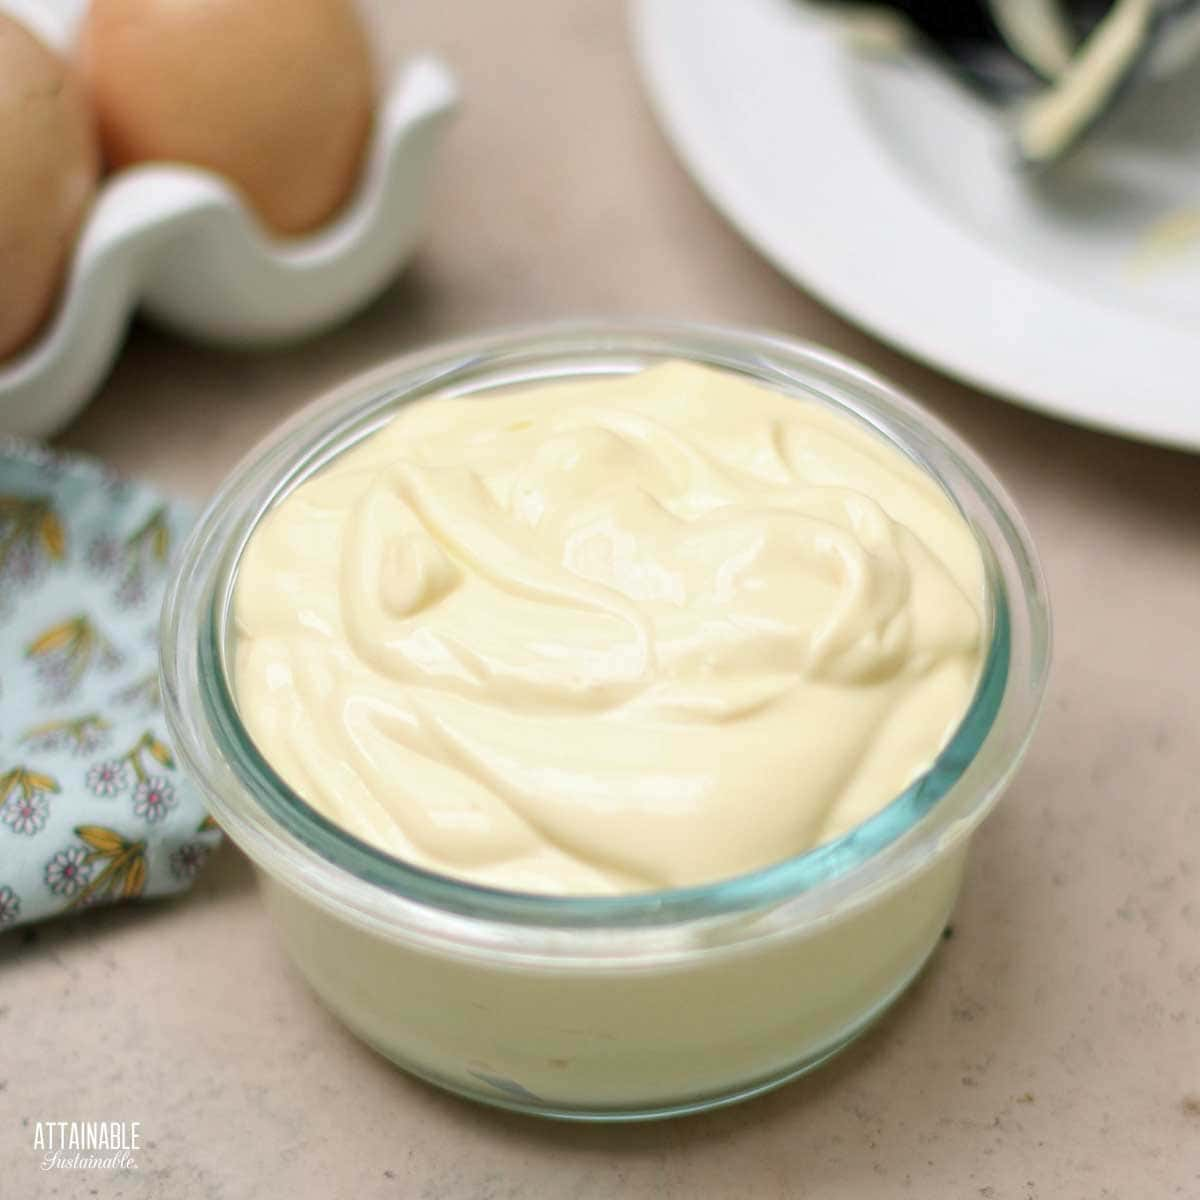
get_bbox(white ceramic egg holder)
[0,0,458,437]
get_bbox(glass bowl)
[160,321,1051,1121]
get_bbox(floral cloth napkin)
[0,439,220,928]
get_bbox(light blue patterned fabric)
[0,438,220,927]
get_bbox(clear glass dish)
[160,321,1051,1121]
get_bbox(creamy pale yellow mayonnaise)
[235,363,984,895]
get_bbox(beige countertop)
[4,3,1199,1197]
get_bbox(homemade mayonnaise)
[235,362,984,894]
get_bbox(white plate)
[632,0,1200,452]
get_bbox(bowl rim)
[160,319,1051,934]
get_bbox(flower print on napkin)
[25,615,124,702]
[0,493,65,605]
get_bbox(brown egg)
[0,15,99,362]
[82,0,375,237]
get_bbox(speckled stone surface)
[4,3,1199,1196]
